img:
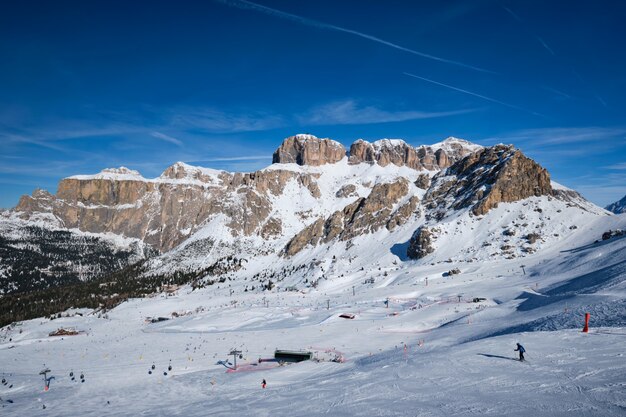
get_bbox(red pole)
[582,313,590,333]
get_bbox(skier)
[261,379,267,389]
[514,343,526,361]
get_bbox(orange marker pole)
[582,312,590,333]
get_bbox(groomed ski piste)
[1,213,625,416]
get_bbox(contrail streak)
[215,0,494,73]
[535,36,555,56]
[502,6,555,56]
[403,72,544,117]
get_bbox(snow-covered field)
[1,214,625,416]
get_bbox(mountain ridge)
[1,134,608,301]
[606,194,626,214]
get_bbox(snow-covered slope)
[0,213,624,416]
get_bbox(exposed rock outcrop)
[424,145,552,216]
[284,179,414,256]
[348,137,479,171]
[14,164,323,252]
[407,226,435,259]
[386,196,420,231]
[336,184,358,198]
[272,134,346,166]
[414,174,431,189]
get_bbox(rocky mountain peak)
[31,188,54,199]
[372,138,410,149]
[15,188,56,215]
[433,137,482,153]
[102,167,140,175]
[348,137,479,171]
[160,162,222,182]
[161,162,193,179]
[68,167,145,181]
[272,134,346,166]
[424,144,552,217]
[606,195,626,214]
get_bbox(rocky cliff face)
[349,137,479,170]
[14,162,323,252]
[284,179,419,256]
[423,144,552,218]
[13,135,479,255]
[407,145,554,259]
[406,226,435,259]
[272,134,346,166]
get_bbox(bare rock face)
[407,226,435,259]
[407,145,553,260]
[348,139,376,165]
[424,145,552,216]
[336,184,358,198]
[284,179,414,256]
[386,196,420,231]
[348,137,478,171]
[349,139,420,169]
[260,217,283,239]
[272,134,346,166]
[414,174,431,189]
[15,189,55,213]
[14,164,323,252]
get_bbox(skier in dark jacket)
[514,343,526,361]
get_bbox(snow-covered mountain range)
[0,134,612,297]
[606,194,626,214]
[1,134,625,416]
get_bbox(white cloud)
[201,155,271,162]
[484,127,626,146]
[169,108,284,133]
[606,162,626,170]
[150,131,184,147]
[299,100,477,126]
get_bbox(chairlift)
[151,364,155,370]
[148,370,152,375]
[69,371,73,377]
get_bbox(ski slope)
[1,215,625,416]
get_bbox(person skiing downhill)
[261,379,267,389]
[514,343,526,361]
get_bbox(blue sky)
[1,0,625,208]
